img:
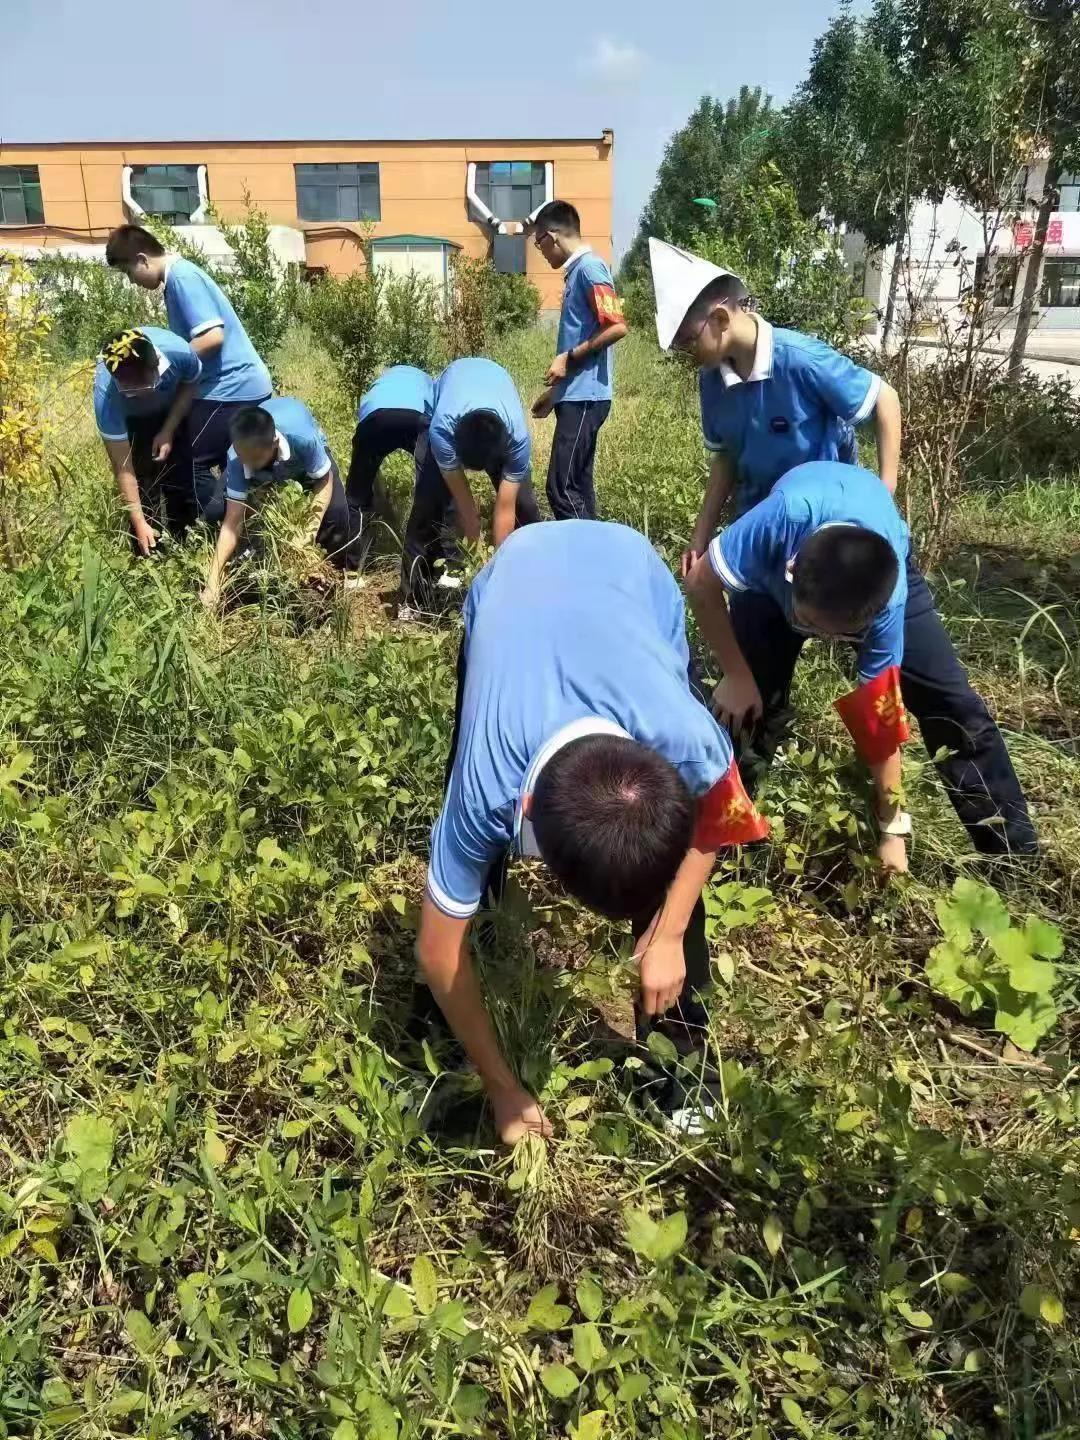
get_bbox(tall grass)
[0,327,1077,1440]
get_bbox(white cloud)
[585,36,646,82]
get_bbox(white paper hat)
[649,237,738,350]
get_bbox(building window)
[295,163,381,222]
[0,166,44,225]
[1041,259,1080,308]
[473,162,547,223]
[1058,172,1080,214]
[129,165,202,223]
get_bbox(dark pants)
[188,395,271,526]
[125,410,197,544]
[313,459,369,571]
[346,407,430,511]
[401,431,542,605]
[731,555,1038,856]
[438,637,712,1048]
[546,400,610,520]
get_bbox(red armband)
[834,665,910,765]
[591,284,625,325]
[693,762,770,850]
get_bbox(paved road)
[910,342,1080,394]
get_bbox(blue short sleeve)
[502,426,531,484]
[93,366,127,441]
[426,782,505,919]
[224,454,249,504]
[857,598,906,683]
[168,265,227,340]
[709,489,789,592]
[801,346,881,427]
[297,431,332,481]
[172,342,202,385]
[698,370,729,453]
[428,417,459,474]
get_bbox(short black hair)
[229,405,277,447]
[454,409,510,473]
[531,734,696,921]
[105,225,166,266]
[100,326,156,380]
[680,273,751,333]
[533,200,581,237]
[791,524,900,631]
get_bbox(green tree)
[211,191,293,359]
[782,0,917,342]
[622,87,775,280]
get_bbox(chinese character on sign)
[1013,222,1034,248]
[1047,219,1063,245]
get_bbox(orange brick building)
[0,135,614,310]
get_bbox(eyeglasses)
[672,309,714,354]
[533,231,556,251]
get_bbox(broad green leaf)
[1020,1284,1064,1326]
[105,1390,146,1417]
[381,1283,414,1319]
[572,1321,607,1372]
[411,1254,438,1316]
[287,1286,313,1333]
[366,1397,398,1440]
[793,1194,812,1239]
[952,878,1009,937]
[964,1349,985,1373]
[526,1283,571,1332]
[763,1213,783,1258]
[783,1350,822,1372]
[651,1210,687,1263]
[63,1114,114,1176]
[451,1385,488,1422]
[715,950,735,984]
[616,1373,650,1403]
[572,1412,608,1440]
[203,1130,228,1168]
[896,1301,933,1329]
[576,1276,603,1321]
[646,1030,678,1066]
[1024,915,1063,960]
[781,1397,809,1434]
[123,1309,158,1356]
[1003,952,1056,995]
[994,988,1058,1051]
[331,1424,358,1440]
[836,1109,871,1133]
[624,1208,659,1258]
[940,1272,972,1296]
[540,1363,579,1399]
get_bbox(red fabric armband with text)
[591,284,625,325]
[834,665,910,765]
[693,761,770,850]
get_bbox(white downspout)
[121,165,145,218]
[190,165,209,223]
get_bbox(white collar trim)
[718,315,774,389]
[162,254,178,282]
[514,716,631,856]
[244,430,289,478]
[155,346,170,377]
[560,244,593,274]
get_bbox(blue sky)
[2,0,858,257]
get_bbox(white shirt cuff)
[425,873,480,920]
[707,537,746,591]
[189,318,225,338]
[850,373,881,426]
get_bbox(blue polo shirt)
[93,326,202,440]
[223,397,333,505]
[427,520,735,919]
[428,358,531,482]
[555,248,621,404]
[163,256,272,404]
[358,365,435,423]
[709,462,909,684]
[699,318,881,515]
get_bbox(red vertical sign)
[1013,222,1034,248]
[1047,219,1063,245]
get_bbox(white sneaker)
[435,573,463,591]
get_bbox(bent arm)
[160,379,197,440]
[685,555,756,685]
[873,380,902,493]
[104,437,143,523]
[190,326,225,362]
[416,897,520,1097]
[440,466,482,543]
[304,473,334,545]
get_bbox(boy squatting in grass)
[415,519,768,1143]
[401,356,542,606]
[93,327,202,556]
[684,461,1038,871]
[647,238,903,576]
[106,224,272,523]
[200,398,366,609]
[345,365,436,571]
[529,200,628,521]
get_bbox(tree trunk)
[881,219,907,348]
[1007,158,1061,383]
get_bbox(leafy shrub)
[305,267,384,405]
[210,192,296,358]
[381,269,442,374]
[29,253,162,357]
[445,254,541,360]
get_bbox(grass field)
[1,328,1077,1440]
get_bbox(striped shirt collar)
[717,316,774,389]
[560,245,593,274]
